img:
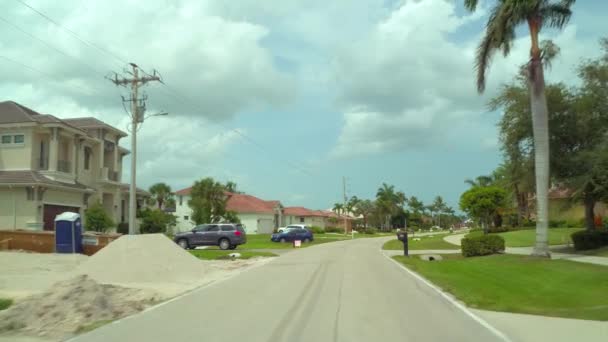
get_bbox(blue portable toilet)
[54,212,83,253]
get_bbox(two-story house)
[0,101,148,231]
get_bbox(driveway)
[73,237,505,342]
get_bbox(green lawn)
[236,233,352,249]
[189,250,278,260]
[383,234,459,251]
[466,228,583,247]
[579,246,608,257]
[394,254,608,320]
[0,298,12,311]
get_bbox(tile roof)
[226,193,279,214]
[64,117,128,137]
[119,184,151,196]
[174,187,280,214]
[0,171,92,191]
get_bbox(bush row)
[461,235,505,257]
[571,229,608,250]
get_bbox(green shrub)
[364,227,377,235]
[488,225,509,233]
[85,201,114,232]
[522,219,536,228]
[309,226,325,234]
[461,235,505,257]
[0,298,12,311]
[325,226,343,233]
[139,209,176,234]
[571,229,608,251]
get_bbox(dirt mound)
[0,275,157,339]
[74,234,207,297]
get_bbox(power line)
[14,0,129,67]
[0,15,105,76]
[11,1,313,178]
[0,54,56,79]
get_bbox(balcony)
[35,157,49,171]
[57,160,71,173]
[100,167,119,182]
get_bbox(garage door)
[43,205,80,231]
[257,218,275,234]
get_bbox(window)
[184,216,189,220]
[84,147,91,170]
[1,134,25,145]
[25,187,35,201]
[299,217,305,223]
[207,225,220,232]
[179,196,183,206]
[193,225,207,232]
[220,225,235,232]
[13,135,24,144]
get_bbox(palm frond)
[540,3,573,29]
[464,0,479,12]
[540,39,560,68]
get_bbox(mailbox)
[397,232,407,241]
[396,230,409,257]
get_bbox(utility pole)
[343,176,347,235]
[108,63,163,235]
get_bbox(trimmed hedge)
[364,228,377,235]
[461,235,505,257]
[309,226,325,234]
[571,229,608,251]
[325,227,343,233]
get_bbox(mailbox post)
[397,230,409,257]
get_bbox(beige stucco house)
[0,101,148,231]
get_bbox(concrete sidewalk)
[472,309,608,342]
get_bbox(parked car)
[174,223,247,250]
[271,228,314,243]
[277,224,310,233]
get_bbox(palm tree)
[354,199,375,229]
[431,196,447,228]
[376,183,406,230]
[332,203,344,215]
[148,183,172,209]
[464,175,494,188]
[464,0,575,257]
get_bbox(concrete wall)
[0,127,33,170]
[0,187,37,229]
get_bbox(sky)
[1,0,607,211]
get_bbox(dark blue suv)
[271,228,314,243]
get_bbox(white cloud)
[329,0,601,158]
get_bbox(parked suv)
[174,223,247,250]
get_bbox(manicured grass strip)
[0,298,12,311]
[466,228,583,247]
[383,234,459,251]
[394,254,608,321]
[238,234,351,249]
[189,250,278,260]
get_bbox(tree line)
[334,183,463,231]
[460,36,608,234]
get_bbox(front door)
[43,204,80,231]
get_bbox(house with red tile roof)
[174,187,283,234]
[174,187,355,233]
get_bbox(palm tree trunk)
[584,193,596,231]
[527,16,550,257]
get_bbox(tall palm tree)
[376,183,406,230]
[332,203,344,215]
[464,0,575,257]
[148,183,172,209]
[464,175,494,188]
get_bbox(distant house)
[547,187,607,222]
[173,188,283,234]
[284,207,354,231]
[0,101,149,231]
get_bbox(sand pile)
[74,234,208,297]
[0,275,157,339]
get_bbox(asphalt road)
[73,237,505,342]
